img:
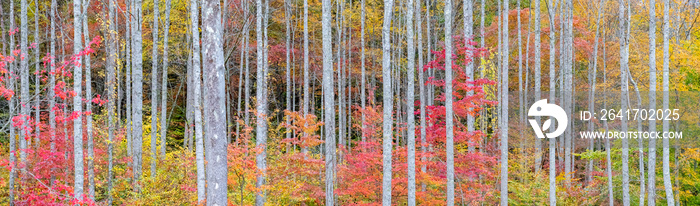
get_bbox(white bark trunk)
[618,0,630,204]
[406,0,416,203]
[380,0,395,205]
[321,0,336,204]
[72,0,85,200]
[151,0,160,176]
[161,0,172,157]
[190,0,205,201]
[499,0,509,204]
[662,0,674,204]
[445,0,455,205]
[648,0,658,204]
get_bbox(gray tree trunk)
[499,0,509,204]
[72,0,85,200]
[546,0,556,203]
[285,0,292,143]
[360,0,366,143]
[82,0,95,199]
[445,0,455,204]
[648,0,658,204]
[126,0,133,156]
[202,0,228,203]
[161,0,172,157]
[587,0,605,185]
[380,0,395,205]
[618,0,630,204]
[255,0,269,204]
[303,0,310,152]
[49,0,58,189]
[7,1,16,204]
[20,0,28,167]
[662,0,674,204]
[107,0,117,204]
[406,0,416,203]
[190,0,206,201]
[602,35,613,205]
[417,0,427,193]
[322,0,336,204]
[151,0,160,176]
[131,0,145,192]
[33,0,40,148]
[533,0,542,173]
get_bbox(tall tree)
[416,0,427,193]
[82,0,95,199]
[131,0,145,192]
[202,0,228,203]
[49,0,58,189]
[546,0,557,203]
[190,0,205,201]
[587,0,605,185]
[33,0,40,148]
[160,0,172,157]
[618,0,630,203]
[360,0,366,142]
[322,0,336,203]
[648,0,658,204]
[107,0,118,204]
[126,0,133,157]
[406,0,416,203]
[533,0,542,173]
[255,0,270,204]
[72,0,85,200]
[151,0,160,176]
[445,0,455,204]
[380,0,395,205]
[7,0,17,201]
[285,0,291,142]
[20,0,28,166]
[661,0,674,204]
[499,0,509,204]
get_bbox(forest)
[1,0,700,205]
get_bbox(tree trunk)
[131,0,145,192]
[533,0,542,173]
[380,0,395,205]
[322,0,337,203]
[151,0,160,176]
[190,0,205,201]
[618,0,630,203]
[126,0,133,157]
[586,0,605,185]
[547,0,557,203]
[406,0,416,203]
[499,0,509,204]
[445,0,455,205]
[255,0,269,204]
[33,0,40,149]
[8,1,16,203]
[49,0,58,189]
[82,0,95,199]
[202,0,228,203]
[662,0,674,204]
[360,0,366,144]
[107,0,117,203]
[20,0,29,168]
[285,0,292,143]
[161,0,172,157]
[416,0,427,194]
[303,0,310,154]
[72,0,85,200]
[648,0,658,204]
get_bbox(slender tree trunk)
[322,0,337,203]
[107,0,118,204]
[406,0,416,203]
[255,0,270,204]
[587,0,605,185]
[302,0,310,154]
[464,0,475,149]
[151,0,160,176]
[7,1,16,204]
[602,34,613,205]
[499,0,509,204]
[160,0,172,157]
[202,0,228,203]
[190,0,205,201]
[126,0,133,157]
[360,0,366,144]
[82,0,96,199]
[380,0,395,205]
[72,0,85,200]
[285,0,292,144]
[618,0,630,203]
[416,0,427,194]
[33,0,40,148]
[662,0,674,204]
[49,0,58,189]
[131,0,145,192]
[648,0,658,204]
[445,0,455,205]
[20,0,29,168]
[547,0,557,203]
[533,0,542,173]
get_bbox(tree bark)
[648,0,658,204]
[360,0,366,143]
[406,0,416,203]
[7,0,16,204]
[303,0,310,154]
[533,0,542,173]
[618,0,630,203]
[380,0,395,205]
[72,0,85,200]
[190,0,205,201]
[49,0,58,190]
[202,0,228,203]
[82,0,95,199]
[662,0,674,204]
[33,0,40,149]
[322,0,337,203]
[20,0,29,167]
[161,0,172,157]
[499,0,509,204]
[546,0,556,203]
[131,0,145,192]
[107,0,117,204]
[445,0,456,205]
[255,0,270,204]
[285,0,292,143]
[151,0,160,176]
